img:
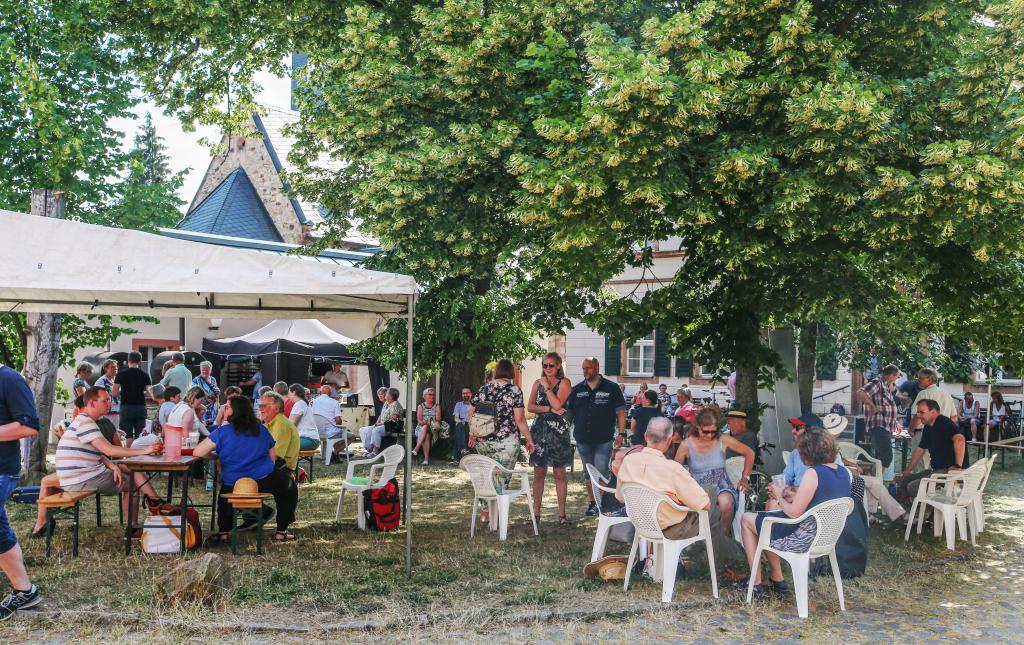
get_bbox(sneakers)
[585,502,599,517]
[420,459,429,466]
[0,585,42,621]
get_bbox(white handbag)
[141,514,194,553]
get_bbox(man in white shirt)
[909,368,958,435]
[158,353,194,394]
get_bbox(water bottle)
[205,470,214,492]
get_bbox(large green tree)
[0,0,147,479]
[106,1,696,413]
[512,1,1024,409]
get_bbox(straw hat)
[821,413,848,436]
[583,555,629,581]
[234,477,259,495]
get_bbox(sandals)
[558,516,571,527]
[274,531,296,542]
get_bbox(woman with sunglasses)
[527,352,573,525]
[673,408,753,534]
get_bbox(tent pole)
[405,293,415,577]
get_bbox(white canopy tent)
[0,209,419,573]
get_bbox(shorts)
[119,404,149,438]
[299,436,321,451]
[0,473,19,555]
[62,469,123,495]
[577,440,614,481]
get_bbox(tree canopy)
[104,0,1024,389]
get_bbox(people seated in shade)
[33,387,163,535]
[673,409,753,535]
[739,428,852,594]
[413,387,448,466]
[359,388,404,459]
[259,392,299,474]
[617,416,737,575]
[194,395,298,543]
[311,385,355,459]
[782,414,906,524]
[287,384,321,452]
[958,391,981,440]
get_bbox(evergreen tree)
[131,112,172,184]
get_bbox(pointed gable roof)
[178,167,284,242]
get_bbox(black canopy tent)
[201,319,390,406]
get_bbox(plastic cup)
[771,474,785,488]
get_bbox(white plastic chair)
[837,442,883,487]
[972,453,998,532]
[904,462,986,550]
[585,463,633,561]
[725,456,746,542]
[620,483,718,603]
[461,454,538,540]
[315,413,349,466]
[746,497,854,618]
[335,444,404,529]
[782,450,792,465]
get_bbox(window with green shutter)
[604,336,622,376]
[654,329,671,377]
[675,356,694,378]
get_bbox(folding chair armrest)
[345,454,382,481]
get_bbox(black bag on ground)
[362,478,401,531]
[813,476,868,579]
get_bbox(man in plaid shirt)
[856,364,903,469]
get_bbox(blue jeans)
[0,472,20,555]
[577,440,614,481]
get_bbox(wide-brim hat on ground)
[787,413,823,428]
[583,555,629,581]
[821,413,848,436]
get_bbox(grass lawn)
[5,446,1024,637]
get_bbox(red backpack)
[363,478,401,531]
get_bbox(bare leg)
[0,543,31,591]
[421,432,430,461]
[553,467,568,518]
[33,473,61,531]
[532,466,547,516]
[765,552,784,583]
[585,478,595,503]
[413,426,426,453]
[740,513,762,585]
[718,492,735,536]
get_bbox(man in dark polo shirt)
[567,357,626,516]
[896,398,968,499]
[114,351,152,446]
[0,364,41,620]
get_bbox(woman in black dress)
[526,352,573,525]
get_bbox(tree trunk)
[797,323,818,414]
[438,356,489,425]
[24,189,66,483]
[734,365,760,431]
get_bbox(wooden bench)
[37,490,96,557]
[221,493,272,555]
[297,449,319,483]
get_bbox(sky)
[107,67,293,212]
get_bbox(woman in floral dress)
[527,352,573,526]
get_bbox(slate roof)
[177,167,284,242]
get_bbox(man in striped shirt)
[53,387,162,524]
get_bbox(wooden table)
[120,455,197,554]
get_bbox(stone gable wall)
[188,129,307,244]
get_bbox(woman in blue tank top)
[739,428,851,593]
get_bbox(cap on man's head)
[788,413,823,428]
[726,410,747,420]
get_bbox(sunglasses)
[698,428,719,436]
[542,363,558,369]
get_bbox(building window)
[626,333,655,376]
